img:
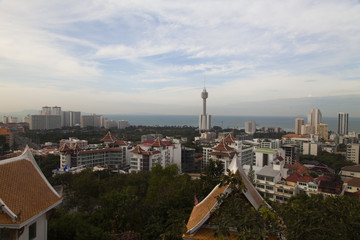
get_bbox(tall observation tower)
[199,88,211,131]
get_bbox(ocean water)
[104,114,360,133]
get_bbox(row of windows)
[257,175,274,182]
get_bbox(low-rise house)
[0,146,62,240]
[340,165,360,179]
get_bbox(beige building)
[340,165,360,179]
[315,123,328,140]
[346,144,360,164]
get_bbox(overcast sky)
[0,0,360,117]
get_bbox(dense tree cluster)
[300,151,354,173]
[45,158,360,240]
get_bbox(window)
[266,186,274,190]
[277,188,283,192]
[266,177,274,182]
[257,184,264,188]
[257,175,265,180]
[29,222,36,240]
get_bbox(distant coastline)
[103,114,360,133]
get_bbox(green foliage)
[277,193,360,240]
[34,154,59,180]
[213,171,282,240]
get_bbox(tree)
[213,169,282,239]
[277,193,360,240]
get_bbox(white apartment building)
[130,137,181,172]
[346,144,360,164]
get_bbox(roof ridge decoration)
[212,139,235,152]
[0,146,62,227]
[100,131,117,142]
[185,155,267,236]
[224,133,236,143]
[151,137,162,147]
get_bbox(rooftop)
[254,148,277,154]
[0,147,62,227]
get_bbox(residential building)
[2,116,18,123]
[198,88,211,131]
[130,137,181,172]
[315,123,328,140]
[281,144,300,165]
[255,156,288,200]
[301,124,315,135]
[340,165,360,179]
[343,177,360,194]
[338,112,349,135]
[254,148,284,168]
[59,132,129,169]
[80,114,102,128]
[181,147,196,173]
[0,128,14,148]
[104,119,118,129]
[60,137,88,149]
[295,118,304,135]
[0,146,62,240]
[303,142,320,156]
[346,144,360,164]
[245,120,256,134]
[62,111,81,127]
[118,120,130,129]
[29,115,61,130]
[141,134,163,143]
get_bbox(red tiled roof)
[224,133,235,143]
[285,162,308,175]
[298,173,314,183]
[316,176,329,182]
[130,145,145,154]
[212,139,234,151]
[100,131,117,142]
[114,140,128,146]
[286,172,302,183]
[130,145,160,156]
[151,137,162,147]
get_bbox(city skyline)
[1,1,360,117]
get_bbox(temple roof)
[186,156,265,236]
[224,133,236,144]
[100,131,117,142]
[0,146,62,227]
[58,143,71,152]
[130,145,160,156]
[212,139,234,151]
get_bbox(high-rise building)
[338,112,349,135]
[29,115,61,130]
[295,118,304,135]
[245,120,256,134]
[307,108,322,126]
[80,114,102,128]
[198,88,211,131]
[62,111,81,127]
[41,106,52,115]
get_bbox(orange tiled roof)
[183,227,237,240]
[0,150,61,226]
[186,185,228,233]
[285,162,308,175]
[298,173,314,183]
[100,131,116,142]
[0,128,12,135]
[130,145,145,154]
[114,140,128,146]
[224,133,236,144]
[212,139,234,151]
[282,134,308,138]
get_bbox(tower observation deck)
[199,88,211,131]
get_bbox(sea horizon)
[103,114,360,133]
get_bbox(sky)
[0,0,360,117]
